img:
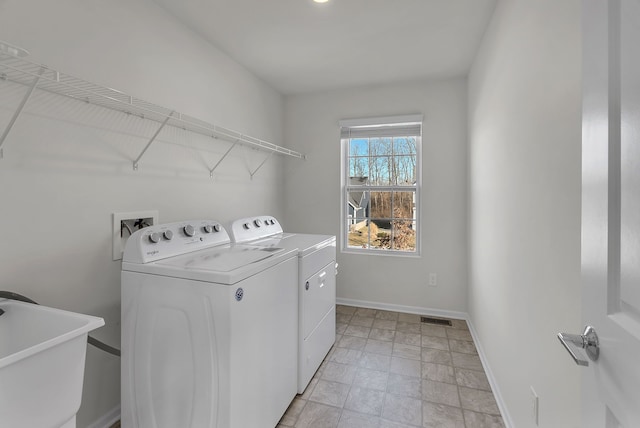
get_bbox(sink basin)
[0,299,104,428]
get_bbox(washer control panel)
[229,215,283,243]
[123,220,230,264]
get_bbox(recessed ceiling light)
[313,0,329,3]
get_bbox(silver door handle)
[557,325,599,366]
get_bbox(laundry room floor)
[278,305,505,428]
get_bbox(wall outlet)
[530,386,539,426]
[112,210,158,260]
[428,273,437,287]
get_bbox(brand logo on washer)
[235,288,244,301]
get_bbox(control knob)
[148,232,161,244]
[213,224,221,232]
[254,219,263,228]
[243,223,251,230]
[163,230,173,240]
[183,224,195,237]
[203,225,213,233]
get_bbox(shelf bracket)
[208,139,239,178]
[249,150,274,180]
[0,66,44,159]
[133,111,174,170]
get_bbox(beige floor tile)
[330,348,363,365]
[338,335,367,351]
[359,352,392,371]
[421,362,456,384]
[373,319,398,330]
[353,367,389,391]
[459,387,501,415]
[393,343,422,360]
[279,397,307,426]
[294,401,342,428]
[387,373,422,398]
[344,386,386,416]
[397,313,421,324]
[390,356,422,378]
[463,410,506,428]
[369,328,396,342]
[422,402,465,428]
[394,331,422,346]
[382,393,423,426]
[421,380,460,407]
[365,339,394,356]
[376,310,400,320]
[338,410,381,428]
[355,308,377,318]
[350,315,375,327]
[310,380,351,407]
[446,329,473,341]
[421,348,453,365]
[421,324,448,338]
[344,324,371,338]
[421,335,449,351]
[321,361,358,384]
[455,368,491,391]
[451,352,483,371]
[337,305,357,315]
[448,339,478,355]
[395,321,422,334]
[336,323,348,335]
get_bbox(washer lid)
[156,244,282,272]
[123,244,296,284]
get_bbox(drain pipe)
[0,291,121,357]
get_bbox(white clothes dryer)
[229,216,336,393]
[120,220,298,428]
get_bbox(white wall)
[467,1,582,427]
[283,79,468,314]
[0,0,287,426]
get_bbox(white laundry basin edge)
[0,298,105,428]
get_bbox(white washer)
[120,220,298,428]
[229,215,336,393]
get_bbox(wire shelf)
[0,51,304,170]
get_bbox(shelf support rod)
[133,111,174,170]
[209,139,239,178]
[249,150,274,180]
[0,66,44,159]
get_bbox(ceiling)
[152,0,497,95]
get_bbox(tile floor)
[278,305,505,428]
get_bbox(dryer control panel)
[229,215,283,243]
[123,220,230,264]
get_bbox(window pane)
[392,191,415,219]
[349,138,369,157]
[393,137,417,156]
[370,191,392,219]
[368,219,390,249]
[347,190,369,222]
[390,220,416,251]
[392,156,416,185]
[370,156,391,186]
[370,137,392,156]
[347,220,370,249]
[349,157,369,179]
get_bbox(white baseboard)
[336,297,513,428]
[336,297,468,321]
[85,405,120,428]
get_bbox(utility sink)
[0,299,104,428]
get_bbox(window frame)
[339,115,422,257]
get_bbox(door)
[581,0,640,426]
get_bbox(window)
[340,115,422,255]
